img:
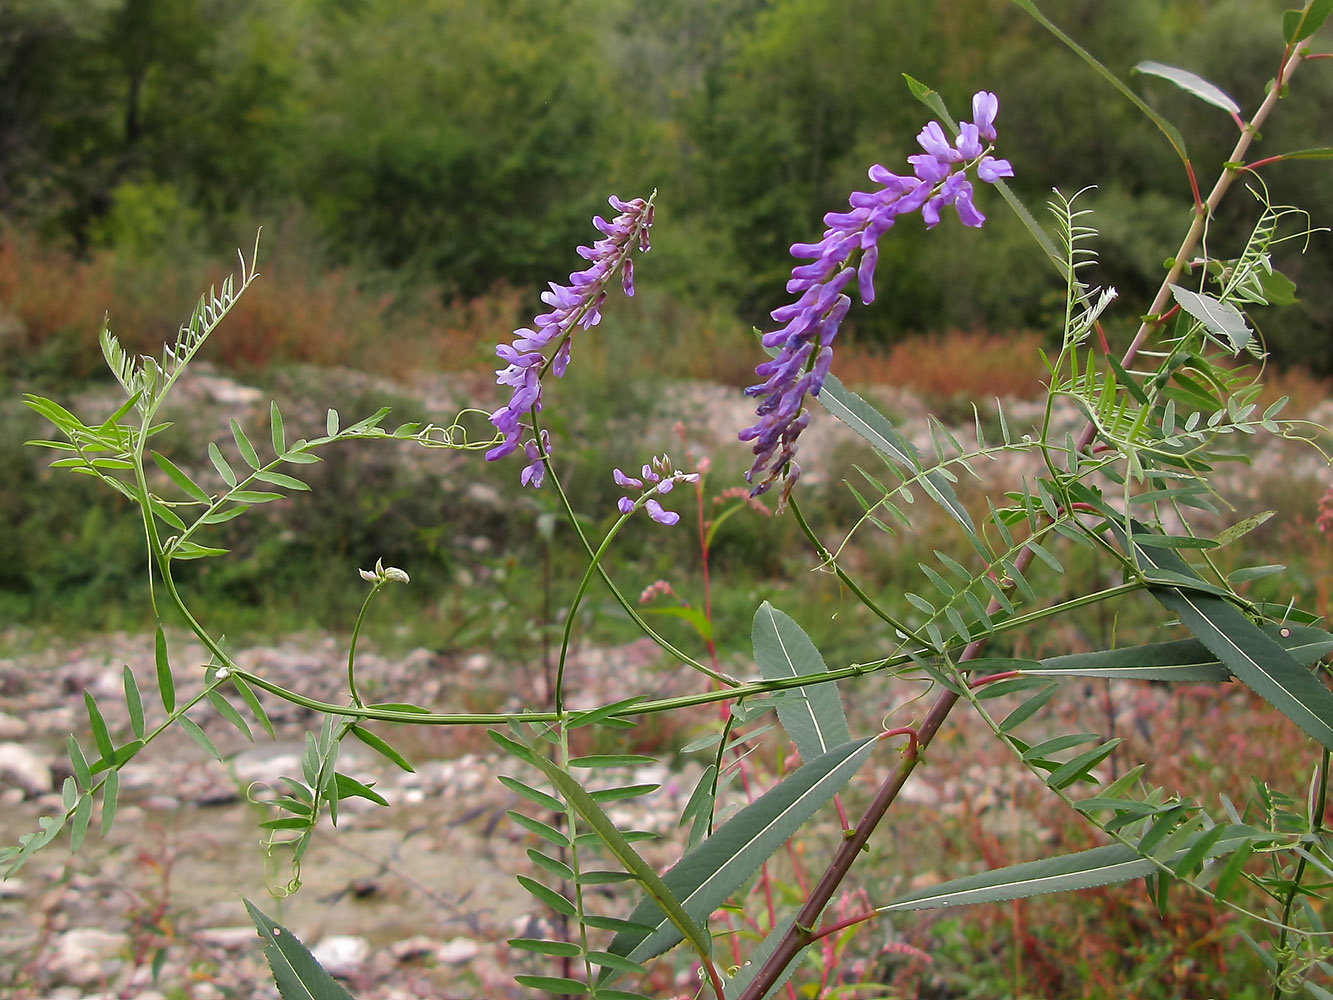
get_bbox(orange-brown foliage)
[0,225,527,380]
[836,329,1048,400]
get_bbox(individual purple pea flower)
[739,91,1012,508]
[486,194,655,485]
[614,454,699,526]
[519,430,550,488]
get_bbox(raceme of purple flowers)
[614,455,699,526]
[486,195,654,483]
[740,92,1013,506]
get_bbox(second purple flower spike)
[740,92,1013,508]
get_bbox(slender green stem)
[535,425,739,687]
[788,496,925,644]
[554,512,633,714]
[1271,748,1329,998]
[345,584,383,709]
[224,578,1144,726]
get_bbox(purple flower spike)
[740,92,1011,506]
[487,194,655,487]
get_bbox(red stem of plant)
[734,36,1309,1000]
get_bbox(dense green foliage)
[3,0,1331,364]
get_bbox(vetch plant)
[7,2,1333,998]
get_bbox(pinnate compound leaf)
[348,726,414,772]
[84,692,115,764]
[231,676,275,738]
[123,666,144,740]
[1134,61,1240,115]
[606,736,878,969]
[752,602,850,761]
[231,418,260,469]
[178,716,222,761]
[1169,285,1252,352]
[151,452,212,505]
[490,731,715,969]
[172,541,230,561]
[69,794,93,852]
[498,775,564,813]
[511,975,588,994]
[509,938,581,958]
[254,470,310,491]
[333,772,389,807]
[1045,740,1122,790]
[998,684,1058,733]
[516,874,577,917]
[270,401,286,457]
[67,735,92,790]
[100,771,119,836]
[207,688,254,741]
[155,626,175,713]
[244,899,356,1000]
[208,442,236,488]
[817,372,975,535]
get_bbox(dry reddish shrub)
[0,225,528,380]
[836,329,1048,400]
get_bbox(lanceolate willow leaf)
[244,899,355,1000]
[1134,61,1241,116]
[606,736,880,971]
[817,372,975,536]
[879,826,1254,913]
[752,602,850,761]
[723,916,806,1000]
[1112,520,1333,750]
[1026,624,1333,681]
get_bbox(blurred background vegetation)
[0,0,1329,645]
[3,5,1332,995]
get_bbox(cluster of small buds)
[486,194,655,484]
[740,92,1012,507]
[1318,482,1333,536]
[638,579,678,604]
[358,557,410,585]
[613,454,700,526]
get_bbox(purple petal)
[617,496,635,514]
[613,468,643,488]
[916,121,962,162]
[520,460,545,488]
[908,154,952,184]
[955,122,983,160]
[976,156,1014,184]
[972,91,999,143]
[645,499,680,525]
[857,245,879,305]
